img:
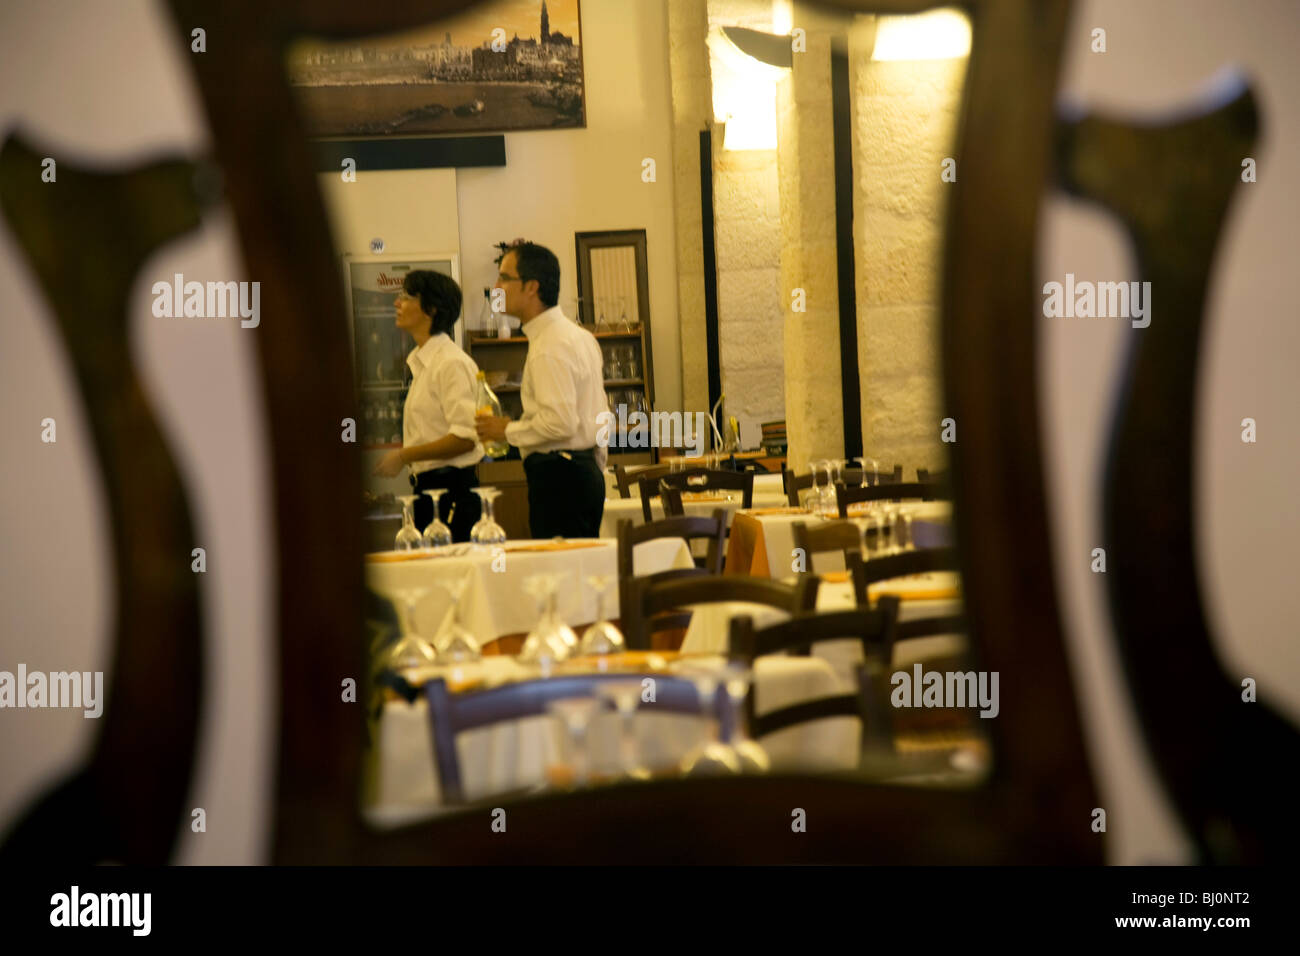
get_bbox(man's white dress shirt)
[505,306,608,471]
[403,333,484,475]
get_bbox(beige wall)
[850,37,963,473]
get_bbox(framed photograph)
[287,0,586,137]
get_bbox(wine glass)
[804,460,823,512]
[596,681,650,780]
[578,575,625,659]
[678,667,742,776]
[719,663,770,773]
[519,574,577,672]
[420,490,453,549]
[393,495,422,551]
[384,586,438,672]
[899,511,916,552]
[548,697,603,788]
[433,570,481,674]
[470,487,506,546]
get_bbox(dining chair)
[425,673,723,805]
[727,600,901,751]
[623,573,820,651]
[613,462,672,500]
[615,511,726,647]
[637,467,754,522]
[790,520,868,604]
[861,546,960,589]
[836,481,944,517]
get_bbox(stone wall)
[850,32,966,474]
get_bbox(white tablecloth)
[680,577,966,680]
[599,481,790,539]
[743,501,954,577]
[365,651,857,827]
[366,537,693,644]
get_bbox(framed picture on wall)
[287,0,586,137]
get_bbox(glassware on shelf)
[519,573,577,671]
[475,372,509,459]
[419,490,453,549]
[617,296,630,331]
[394,495,422,551]
[577,575,625,658]
[470,487,507,546]
[433,570,482,670]
[385,587,438,671]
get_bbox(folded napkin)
[818,571,962,601]
[680,491,733,502]
[742,506,808,516]
[501,541,607,553]
[365,550,451,563]
[558,650,679,672]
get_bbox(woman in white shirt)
[373,270,484,541]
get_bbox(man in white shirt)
[374,270,484,541]
[475,242,607,538]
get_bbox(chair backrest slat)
[624,573,819,651]
[426,672,718,804]
[836,481,944,517]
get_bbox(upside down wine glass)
[519,573,577,672]
[470,487,507,546]
[394,495,422,551]
[433,570,482,673]
[679,668,742,776]
[720,663,771,773]
[420,490,453,549]
[385,586,438,672]
[578,575,625,659]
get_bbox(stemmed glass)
[394,495,422,551]
[720,663,770,773]
[817,461,838,518]
[578,575,625,659]
[548,697,603,788]
[678,667,742,776]
[384,586,437,671]
[596,681,650,780]
[420,490,453,549]
[432,570,481,674]
[519,573,577,672]
[470,487,506,546]
[804,459,823,513]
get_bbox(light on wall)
[870,7,971,61]
[707,25,791,151]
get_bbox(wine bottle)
[476,371,509,458]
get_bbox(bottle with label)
[476,371,509,458]
[479,288,493,335]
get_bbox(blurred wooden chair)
[425,673,720,805]
[640,468,754,521]
[623,574,819,651]
[612,462,671,500]
[727,601,901,752]
[791,520,868,604]
[836,481,944,517]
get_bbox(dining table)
[724,500,955,577]
[599,472,790,539]
[365,536,694,649]
[364,649,862,828]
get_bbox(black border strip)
[831,40,863,460]
[700,128,723,427]
[308,136,506,172]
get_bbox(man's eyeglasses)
[394,290,417,302]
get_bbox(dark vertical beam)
[831,38,863,460]
[700,128,723,424]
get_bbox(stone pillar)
[667,0,714,420]
[777,24,844,472]
[850,25,966,473]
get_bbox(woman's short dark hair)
[511,243,560,308]
[403,270,462,336]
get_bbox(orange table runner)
[724,511,772,576]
